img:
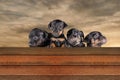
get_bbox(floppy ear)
[48,22,54,30]
[80,31,84,42]
[44,31,48,39]
[29,28,38,38]
[48,22,51,29]
[67,29,73,38]
[63,21,68,28]
[84,34,92,43]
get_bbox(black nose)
[29,41,33,45]
[55,41,61,47]
[53,29,59,33]
[29,42,34,47]
[73,35,77,37]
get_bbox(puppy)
[65,28,85,47]
[84,31,107,47]
[48,19,68,47]
[29,28,50,47]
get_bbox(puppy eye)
[39,33,43,35]
[50,26,53,29]
[33,36,38,40]
[59,26,63,29]
[94,34,99,38]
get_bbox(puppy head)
[93,36,107,47]
[67,28,84,46]
[29,28,48,47]
[84,31,107,47]
[48,19,68,37]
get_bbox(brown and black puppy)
[29,28,50,47]
[84,31,107,47]
[48,19,68,47]
[65,28,85,47]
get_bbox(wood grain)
[0,65,120,75]
[0,75,120,80]
[0,56,120,66]
[0,48,119,75]
[0,47,119,55]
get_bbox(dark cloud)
[40,0,65,9]
[0,10,28,21]
[0,0,63,9]
[70,0,120,16]
[0,0,64,22]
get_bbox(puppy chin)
[29,43,37,47]
[52,30,63,37]
[29,41,41,47]
[102,38,107,44]
[68,40,80,46]
[52,33,60,37]
[73,42,80,46]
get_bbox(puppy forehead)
[72,30,82,35]
[31,31,44,36]
[90,31,102,36]
[93,33,100,37]
[50,19,67,28]
[67,29,78,35]
[52,22,64,28]
[52,19,64,24]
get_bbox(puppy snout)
[29,41,36,47]
[73,35,77,37]
[53,29,59,33]
[72,41,78,45]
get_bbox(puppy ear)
[48,21,54,30]
[84,34,92,43]
[67,29,73,38]
[80,31,84,42]
[48,22,51,29]
[44,31,48,39]
[29,28,36,38]
[62,21,68,28]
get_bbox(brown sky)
[0,0,120,47]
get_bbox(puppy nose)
[29,42,33,46]
[29,42,33,45]
[29,41,36,46]
[53,30,58,33]
[102,38,107,44]
[73,35,77,37]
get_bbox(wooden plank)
[0,75,120,80]
[0,48,119,75]
[0,48,119,55]
[0,66,120,75]
[0,55,120,66]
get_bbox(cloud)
[69,0,120,16]
[10,24,49,34]
[0,0,120,47]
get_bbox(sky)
[0,0,120,47]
